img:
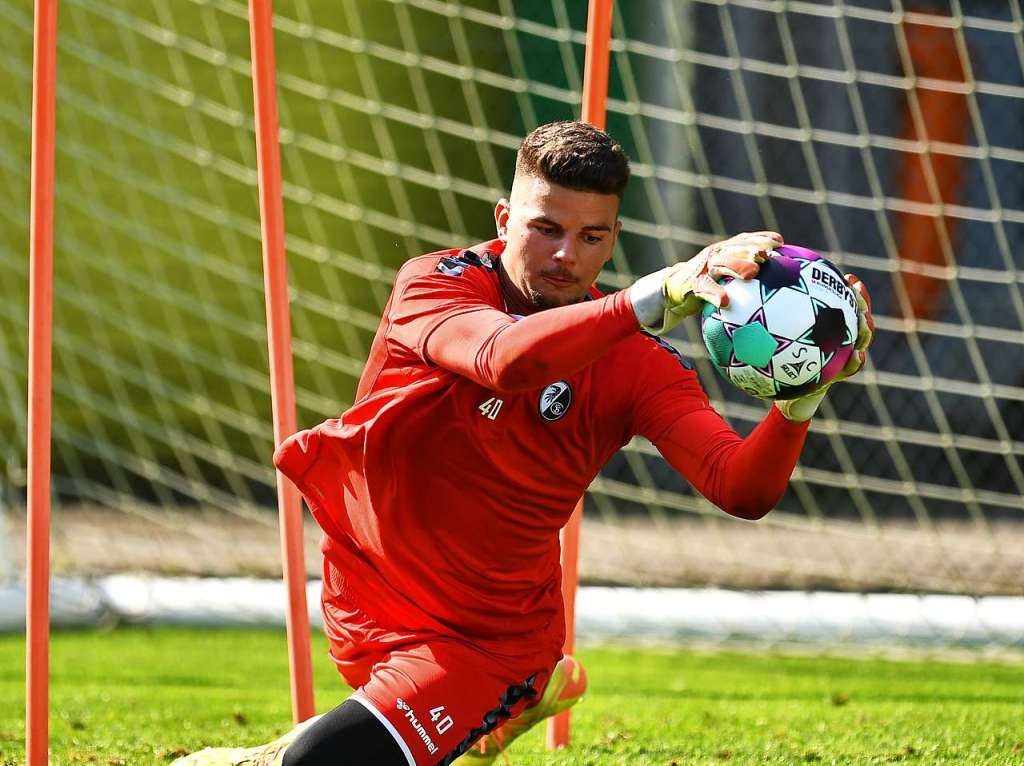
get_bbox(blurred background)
[1,0,1022,638]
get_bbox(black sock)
[282,698,407,766]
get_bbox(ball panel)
[804,262,859,334]
[732,323,778,368]
[810,306,848,354]
[756,254,802,291]
[819,345,855,385]
[702,316,734,367]
[714,276,764,326]
[775,244,821,262]
[728,365,778,399]
[771,342,823,386]
[761,287,817,341]
[774,379,824,400]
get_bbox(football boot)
[454,655,587,765]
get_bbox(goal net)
[1,0,1022,648]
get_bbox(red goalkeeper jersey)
[275,239,809,655]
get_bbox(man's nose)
[552,235,577,264]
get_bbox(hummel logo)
[396,698,439,755]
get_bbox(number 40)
[429,705,453,735]
[478,397,503,420]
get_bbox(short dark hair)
[515,121,630,199]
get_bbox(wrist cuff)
[774,389,828,422]
[629,268,670,332]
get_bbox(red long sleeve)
[651,404,809,519]
[385,256,640,392]
[425,288,638,391]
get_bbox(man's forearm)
[654,405,810,519]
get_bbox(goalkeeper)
[176,121,872,766]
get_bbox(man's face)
[495,174,621,310]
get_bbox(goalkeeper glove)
[775,274,875,422]
[630,231,782,335]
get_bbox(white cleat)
[171,715,321,766]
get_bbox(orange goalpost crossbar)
[26,0,58,764]
[247,0,316,723]
[548,0,615,750]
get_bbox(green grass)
[1,628,1023,765]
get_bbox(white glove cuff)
[774,390,828,422]
[629,267,671,333]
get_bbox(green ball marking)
[732,323,778,368]
[702,316,734,368]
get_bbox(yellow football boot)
[454,655,587,765]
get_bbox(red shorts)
[322,590,559,766]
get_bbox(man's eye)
[584,235,602,244]
[536,226,557,236]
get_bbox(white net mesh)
[1,0,1022,644]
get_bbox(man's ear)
[494,198,510,242]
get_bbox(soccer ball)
[700,245,859,401]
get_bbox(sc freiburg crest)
[539,381,572,421]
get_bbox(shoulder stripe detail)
[435,250,498,277]
[640,330,693,369]
[349,693,416,766]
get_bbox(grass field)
[1,627,1023,765]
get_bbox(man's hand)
[630,231,783,335]
[775,274,875,422]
